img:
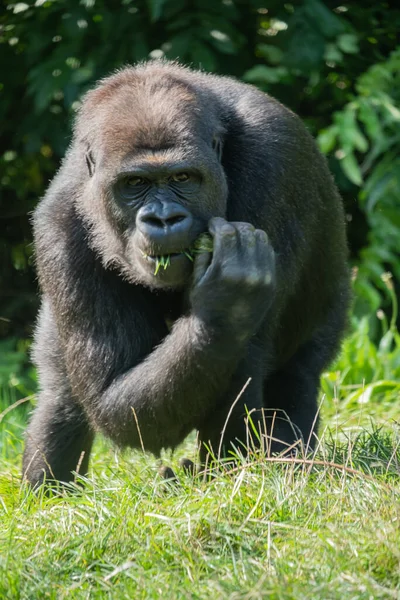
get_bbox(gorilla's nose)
[137,202,193,241]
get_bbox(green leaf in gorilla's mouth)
[143,234,214,275]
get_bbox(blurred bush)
[0,0,399,395]
[318,50,400,321]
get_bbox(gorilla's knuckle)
[210,216,226,227]
[244,271,261,286]
[223,268,267,289]
[221,268,245,285]
[263,270,274,286]
[255,229,269,244]
[220,224,236,237]
[243,232,257,248]
[239,223,256,234]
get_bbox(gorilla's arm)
[36,208,275,457]
[82,313,246,454]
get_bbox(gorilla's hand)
[190,217,275,340]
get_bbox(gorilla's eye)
[127,176,147,186]
[171,172,190,183]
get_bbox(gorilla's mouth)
[140,234,213,276]
[142,251,193,275]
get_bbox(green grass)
[149,233,214,275]
[1,316,400,599]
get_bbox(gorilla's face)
[112,147,226,289]
[80,82,228,289]
[123,165,202,288]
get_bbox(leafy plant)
[318,49,400,320]
[322,272,400,418]
[0,338,36,398]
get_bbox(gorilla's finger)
[179,458,197,476]
[158,465,178,481]
[193,251,213,286]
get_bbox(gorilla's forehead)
[95,117,207,170]
[83,75,214,152]
[98,107,213,170]
[117,105,209,162]
[76,66,223,172]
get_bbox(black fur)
[22,61,350,487]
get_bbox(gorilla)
[22,61,350,487]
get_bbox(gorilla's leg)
[262,336,333,455]
[23,306,95,488]
[23,389,94,488]
[197,333,334,466]
[197,343,267,464]
[262,372,320,455]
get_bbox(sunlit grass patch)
[1,417,399,598]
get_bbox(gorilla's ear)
[85,149,95,177]
[212,136,223,162]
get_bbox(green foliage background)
[1,0,399,396]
